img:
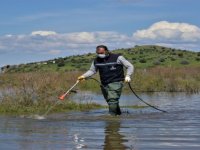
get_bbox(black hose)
[127,82,167,113]
[87,77,168,113]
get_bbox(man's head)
[96,45,109,58]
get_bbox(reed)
[0,66,199,114]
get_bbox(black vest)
[94,53,125,85]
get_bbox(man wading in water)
[78,45,134,115]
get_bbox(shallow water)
[0,92,200,150]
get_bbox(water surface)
[0,92,200,150]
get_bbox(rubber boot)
[108,103,121,115]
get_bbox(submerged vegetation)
[0,45,199,114]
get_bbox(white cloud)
[133,21,200,43]
[64,32,96,43]
[0,21,199,57]
[0,30,133,55]
[31,31,57,36]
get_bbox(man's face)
[96,48,106,54]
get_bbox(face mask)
[97,54,106,58]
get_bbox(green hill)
[2,45,200,73]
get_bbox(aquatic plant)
[0,66,199,114]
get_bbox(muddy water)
[0,92,200,150]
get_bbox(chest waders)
[94,53,125,115]
[101,81,124,115]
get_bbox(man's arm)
[82,61,98,78]
[117,55,134,77]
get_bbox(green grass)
[0,98,148,115]
[0,67,199,115]
[0,95,146,115]
[0,45,199,115]
[3,45,200,73]
[0,100,104,115]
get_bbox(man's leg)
[108,102,121,115]
[101,81,123,115]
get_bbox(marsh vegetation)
[0,66,199,114]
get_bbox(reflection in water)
[73,133,86,149]
[0,93,200,149]
[104,121,129,150]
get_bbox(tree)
[56,58,65,67]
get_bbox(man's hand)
[78,75,85,81]
[125,75,131,83]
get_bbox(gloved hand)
[125,75,131,83]
[77,75,85,81]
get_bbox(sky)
[0,0,200,67]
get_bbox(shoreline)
[0,101,147,115]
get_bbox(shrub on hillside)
[180,60,189,65]
[195,57,200,61]
[159,58,165,62]
[178,53,183,57]
[170,57,176,61]
[87,53,92,56]
[139,58,146,63]
[57,59,65,67]
[6,65,10,69]
[153,61,161,65]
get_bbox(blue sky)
[0,0,200,67]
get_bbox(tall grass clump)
[0,66,199,114]
[130,66,200,93]
[0,72,102,114]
